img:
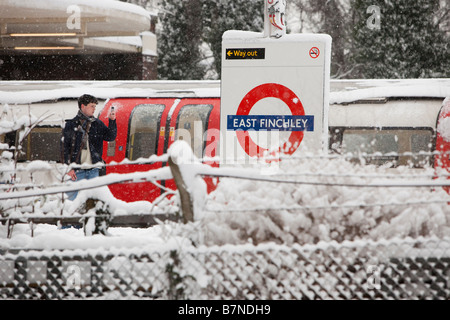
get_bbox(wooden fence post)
[168,155,194,223]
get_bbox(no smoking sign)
[309,47,320,59]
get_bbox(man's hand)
[109,107,116,121]
[67,169,77,181]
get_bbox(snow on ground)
[0,223,165,251]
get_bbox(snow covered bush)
[174,154,450,246]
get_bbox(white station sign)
[220,31,332,165]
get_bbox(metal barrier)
[1,237,449,299]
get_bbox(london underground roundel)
[232,83,309,157]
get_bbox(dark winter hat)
[78,94,98,109]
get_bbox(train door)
[163,98,221,194]
[435,98,450,194]
[100,98,176,202]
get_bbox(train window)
[410,131,434,167]
[175,104,213,159]
[342,130,399,166]
[13,127,61,162]
[127,104,165,161]
[337,127,434,167]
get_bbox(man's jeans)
[66,168,100,201]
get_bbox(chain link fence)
[1,237,449,300]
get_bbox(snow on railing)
[1,236,449,299]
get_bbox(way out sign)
[220,31,332,164]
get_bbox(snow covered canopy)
[0,0,154,54]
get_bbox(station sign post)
[220,1,331,167]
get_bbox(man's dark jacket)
[62,113,117,165]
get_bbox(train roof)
[0,80,222,104]
[329,78,450,104]
[0,79,449,105]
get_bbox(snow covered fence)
[0,141,212,237]
[1,236,449,299]
[0,156,182,237]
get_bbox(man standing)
[62,94,117,200]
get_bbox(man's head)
[78,94,98,117]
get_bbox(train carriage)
[98,96,220,202]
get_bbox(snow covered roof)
[329,78,450,104]
[0,0,152,54]
[0,80,221,104]
[0,79,448,105]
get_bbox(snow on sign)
[220,31,332,165]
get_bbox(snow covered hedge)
[175,152,450,246]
